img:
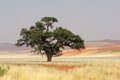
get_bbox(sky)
[0,0,120,43]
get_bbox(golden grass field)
[0,61,120,80]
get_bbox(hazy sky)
[0,0,120,43]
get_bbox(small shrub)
[0,64,9,76]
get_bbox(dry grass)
[0,61,120,80]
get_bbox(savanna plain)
[0,40,120,80]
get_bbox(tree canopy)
[16,17,85,61]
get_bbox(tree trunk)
[46,54,52,62]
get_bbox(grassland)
[0,52,120,80]
[0,50,119,80]
[0,60,120,80]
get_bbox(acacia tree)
[16,17,85,62]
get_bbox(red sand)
[8,63,85,71]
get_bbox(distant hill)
[100,39,120,44]
[0,43,31,52]
[0,39,120,53]
[85,39,120,47]
[63,39,120,56]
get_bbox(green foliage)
[16,17,85,61]
[41,17,58,31]
[0,64,9,76]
